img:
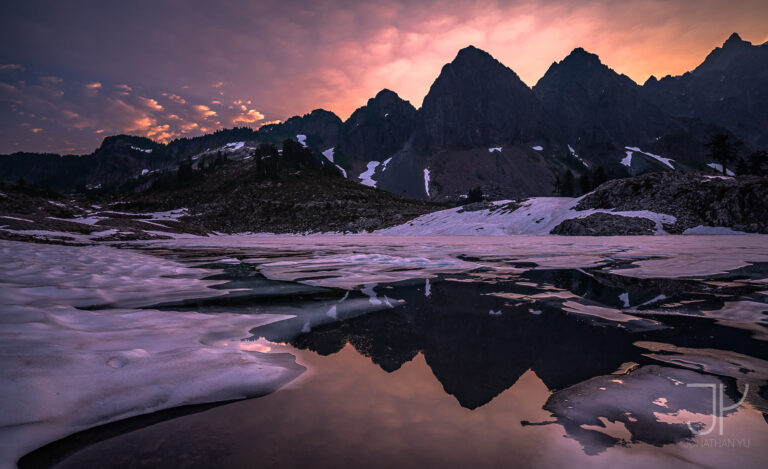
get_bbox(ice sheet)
[0,241,304,468]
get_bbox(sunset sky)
[1,0,767,154]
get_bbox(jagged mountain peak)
[369,88,413,109]
[336,88,417,164]
[374,88,399,99]
[444,45,513,75]
[644,75,659,86]
[535,47,633,90]
[693,31,760,76]
[419,45,544,151]
[454,45,491,59]
[723,32,750,48]
[563,47,602,64]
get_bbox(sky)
[1,0,767,154]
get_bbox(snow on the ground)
[296,134,307,147]
[0,215,34,223]
[224,141,245,151]
[568,145,590,167]
[707,163,736,176]
[322,147,335,163]
[130,145,152,153]
[531,145,543,151]
[624,146,675,169]
[0,241,304,468]
[382,157,393,170]
[141,168,149,175]
[423,168,431,196]
[377,197,676,236]
[489,147,502,153]
[148,208,189,221]
[359,161,380,187]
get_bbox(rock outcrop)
[550,213,656,236]
[576,172,768,233]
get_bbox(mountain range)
[1,32,766,201]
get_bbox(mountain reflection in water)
[250,270,767,455]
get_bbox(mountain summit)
[336,89,417,164]
[418,45,545,151]
[534,47,678,164]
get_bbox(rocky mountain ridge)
[2,33,766,203]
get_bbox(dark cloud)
[1,0,767,153]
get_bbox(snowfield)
[377,197,676,236]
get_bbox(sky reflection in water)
[29,240,768,468]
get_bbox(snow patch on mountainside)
[378,197,677,236]
[130,145,153,153]
[224,141,245,151]
[621,151,633,167]
[707,163,735,176]
[359,161,380,187]
[489,147,502,153]
[624,146,675,169]
[322,147,335,163]
[568,145,590,167]
[424,169,431,196]
[296,134,307,147]
[335,164,347,178]
[532,145,543,151]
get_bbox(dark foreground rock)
[550,213,656,236]
[576,172,768,233]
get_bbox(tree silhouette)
[559,170,574,197]
[592,166,608,189]
[747,150,767,175]
[578,173,591,195]
[466,187,483,203]
[705,134,742,175]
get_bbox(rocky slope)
[0,156,442,243]
[533,48,723,172]
[574,172,768,233]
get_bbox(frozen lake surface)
[2,235,768,468]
